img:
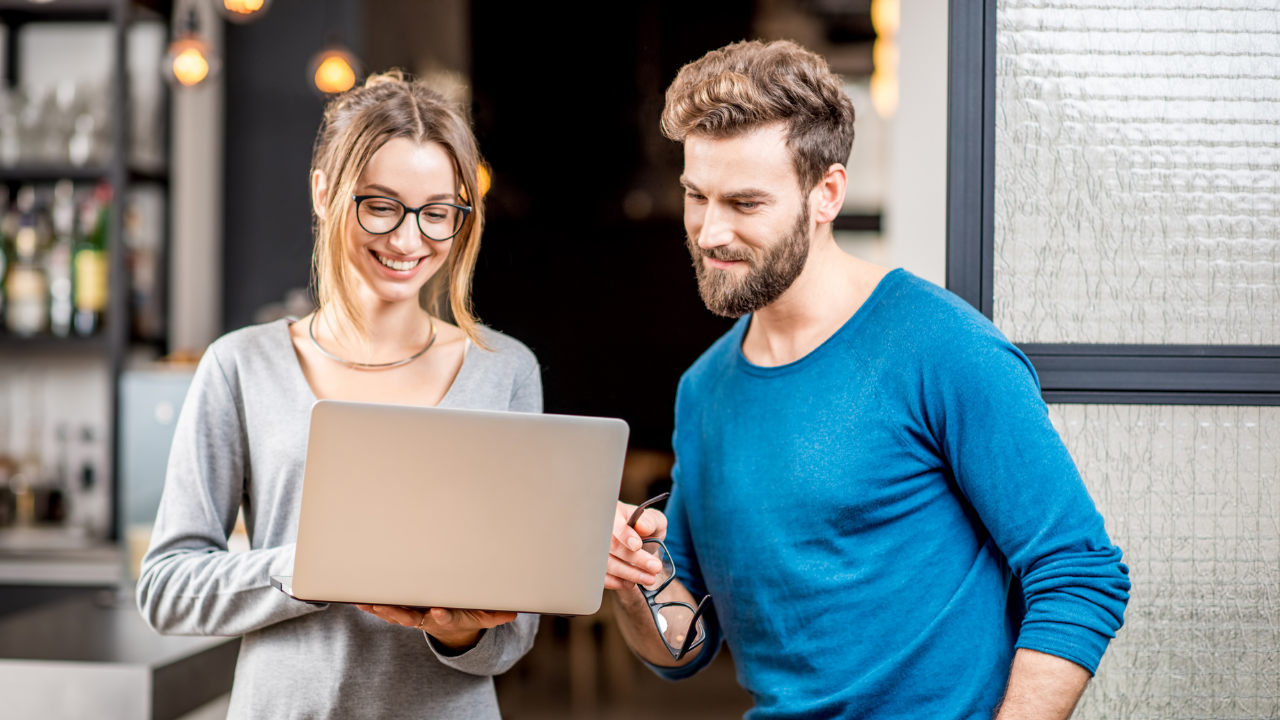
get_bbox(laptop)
[271,399,629,616]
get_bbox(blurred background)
[0,0,946,717]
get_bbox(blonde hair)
[310,69,488,347]
[661,40,855,193]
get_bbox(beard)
[686,204,811,318]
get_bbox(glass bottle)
[5,186,48,336]
[47,180,75,337]
[73,184,110,337]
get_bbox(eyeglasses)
[352,195,472,242]
[628,493,713,662]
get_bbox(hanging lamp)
[165,3,220,88]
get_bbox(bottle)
[5,185,48,336]
[48,180,75,337]
[73,184,110,337]
[0,191,9,328]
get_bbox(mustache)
[689,241,755,265]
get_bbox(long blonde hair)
[310,69,488,347]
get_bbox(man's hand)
[356,604,516,650]
[994,648,1092,719]
[605,500,667,590]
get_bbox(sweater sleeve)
[424,613,540,676]
[641,420,724,681]
[136,345,326,636]
[922,327,1130,673]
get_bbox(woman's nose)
[388,216,425,254]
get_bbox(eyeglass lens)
[656,603,703,651]
[640,540,674,594]
[357,198,464,240]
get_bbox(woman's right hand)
[605,500,668,591]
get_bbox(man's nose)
[697,203,734,250]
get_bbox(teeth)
[376,253,420,272]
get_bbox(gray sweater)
[137,319,543,719]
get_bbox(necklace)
[308,313,437,369]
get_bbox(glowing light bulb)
[165,32,219,89]
[869,0,900,119]
[477,165,491,197]
[172,47,210,87]
[217,0,271,23]
[312,52,357,94]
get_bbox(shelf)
[0,0,114,21]
[0,164,169,184]
[0,166,108,182]
[0,333,109,354]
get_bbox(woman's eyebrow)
[360,184,456,202]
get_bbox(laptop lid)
[288,400,629,616]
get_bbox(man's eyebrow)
[721,187,775,201]
[360,184,455,202]
[679,177,701,193]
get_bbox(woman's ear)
[311,169,329,220]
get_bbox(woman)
[137,71,540,719]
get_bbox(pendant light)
[165,2,220,88]
[869,0,899,119]
[217,0,272,23]
[309,46,361,95]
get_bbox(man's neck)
[742,233,890,367]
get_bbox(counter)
[0,592,239,720]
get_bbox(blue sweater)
[653,270,1129,719]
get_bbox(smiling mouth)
[373,250,425,272]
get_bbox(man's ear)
[312,169,329,220]
[811,163,848,225]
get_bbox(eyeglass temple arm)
[627,492,670,529]
[674,594,713,661]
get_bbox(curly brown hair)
[661,40,855,193]
[310,69,488,347]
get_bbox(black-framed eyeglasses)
[352,195,472,242]
[628,492,713,662]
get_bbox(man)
[605,40,1129,720]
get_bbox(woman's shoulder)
[471,325,539,374]
[207,319,293,364]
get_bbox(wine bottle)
[5,186,48,336]
[73,184,110,337]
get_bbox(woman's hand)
[356,604,517,650]
[605,500,668,591]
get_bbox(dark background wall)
[221,0,753,450]
[222,0,362,331]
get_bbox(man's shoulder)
[869,271,1018,363]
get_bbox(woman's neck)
[319,295,434,361]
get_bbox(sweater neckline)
[277,317,474,408]
[733,268,905,377]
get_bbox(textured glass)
[1049,405,1280,719]
[994,1,1280,344]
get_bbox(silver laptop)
[271,399,629,616]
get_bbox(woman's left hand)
[356,604,518,650]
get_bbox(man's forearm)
[994,648,1092,720]
[611,580,705,669]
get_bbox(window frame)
[944,0,1280,406]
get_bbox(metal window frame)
[944,0,1280,406]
